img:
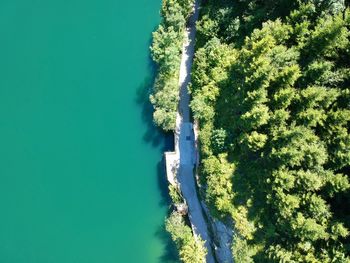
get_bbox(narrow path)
[175,1,215,262]
[177,0,199,124]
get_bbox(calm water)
[0,1,176,262]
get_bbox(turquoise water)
[0,1,176,262]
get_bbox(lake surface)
[0,1,176,262]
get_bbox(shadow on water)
[155,159,180,262]
[135,56,174,151]
[155,220,180,263]
[135,43,179,262]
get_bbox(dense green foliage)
[191,0,350,261]
[166,212,207,263]
[150,0,194,131]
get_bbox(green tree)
[166,212,207,263]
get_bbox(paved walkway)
[175,1,215,262]
[176,123,214,263]
[164,0,215,261]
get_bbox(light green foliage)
[161,0,186,31]
[166,212,207,263]
[272,87,297,109]
[203,154,234,217]
[324,172,350,196]
[291,213,328,241]
[150,0,194,131]
[168,185,183,204]
[240,131,267,152]
[151,26,182,72]
[240,105,270,130]
[231,205,256,240]
[232,235,254,263]
[179,239,207,263]
[189,38,236,155]
[150,74,179,130]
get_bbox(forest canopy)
[190,0,350,262]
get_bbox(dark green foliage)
[191,0,350,261]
